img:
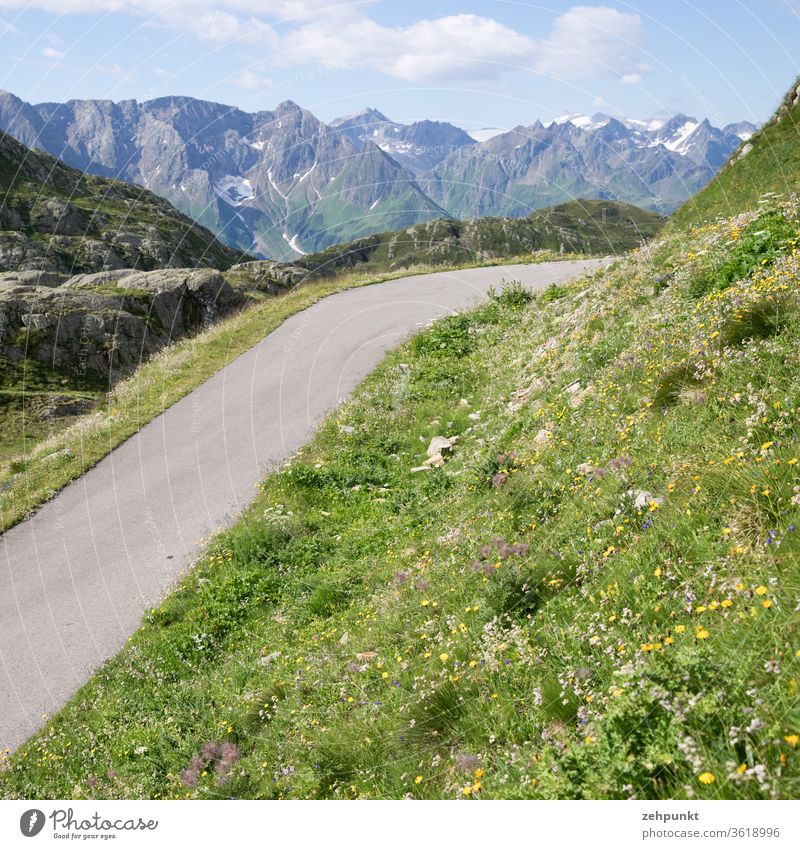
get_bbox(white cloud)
[277,13,536,82]
[232,69,276,90]
[534,6,647,81]
[0,2,649,84]
[621,72,642,84]
[0,0,293,42]
[42,45,65,59]
[93,61,138,80]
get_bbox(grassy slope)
[0,131,243,272]
[672,79,800,229]
[299,200,663,277]
[0,253,571,532]
[2,201,799,799]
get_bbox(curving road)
[0,259,609,753]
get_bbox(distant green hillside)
[297,200,664,276]
[0,131,244,275]
[673,79,800,228]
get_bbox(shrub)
[489,279,534,309]
[541,283,568,302]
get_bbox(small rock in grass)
[626,489,663,510]
[427,436,453,458]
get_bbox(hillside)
[0,132,251,460]
[0,131,243,275]
[292,200,664,276]
[672,79,800,228]
[291,142,449,250]
[2,80,799,800]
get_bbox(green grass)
[672,77,800,229]
[2,196,799,800]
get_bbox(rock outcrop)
[0,268,244,382]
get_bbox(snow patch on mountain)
[467,128,505,142]
[283,232,307,255]
[213,175,254,206]
[661,121,700,154]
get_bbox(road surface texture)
[0,259,610,753]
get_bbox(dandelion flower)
[698,772,715,785]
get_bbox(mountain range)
[0,90,755,260]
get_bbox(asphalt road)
[0,258,610,754]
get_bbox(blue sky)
[1,1,798,130]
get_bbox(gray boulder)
[0,267,244,382]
